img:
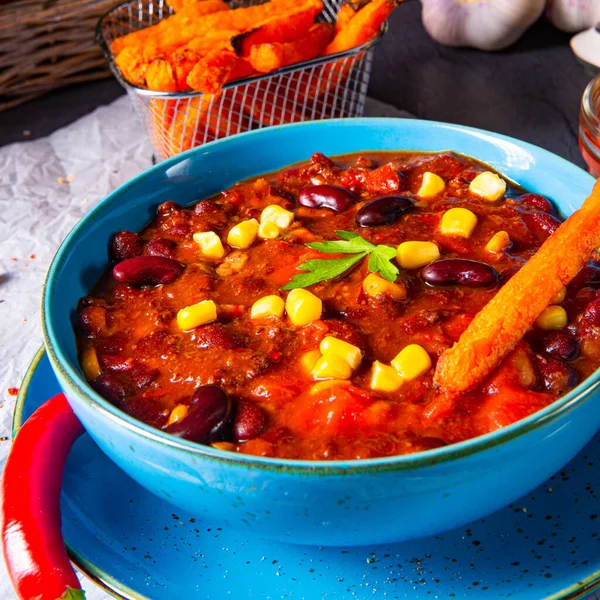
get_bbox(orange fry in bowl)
[325,0,402,55]
[249,23,333,73]
[434,179,600,396]
[231,4,322,57]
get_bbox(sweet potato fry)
[110,0,230,54]
[114,46,148,87]
[231,5,322,57]
[169,48,203,90]
[434,179,600,397]
[166,0,214,12]
[325,0,401,55]
[334,3,356,35]
[249,23,333,73]
[145,59,178,92]
[186,48,241,93]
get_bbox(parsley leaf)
[281,253,367,290]
[368,246,400,282]
[307,231,375,254]
[281,232,400,290]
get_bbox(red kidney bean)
[355,196,414,227]
[231,399,267,442]
[169,222,191,237]
[298,185,356,212]
[157,201,181,215]
[95,334,127,355]
[516,193,556,215]
[145,237,176,259]
[310,152,335,169]
[190,323,242,350]
[91,373,127,406]
[112,232,144,262]
[113,256,183,286]
[582,299,600,327]
[533,355,578,394]
[78,305,108,337]
[98,355,158,389]
[522,212,561,242]
[135,330,179,358]
[166,385,232,443]
[194,199,220,216]
[421,259,498,288]
[544,331,579,361]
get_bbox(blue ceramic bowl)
[43,119,600,546]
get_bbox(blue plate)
[13,348,600,599]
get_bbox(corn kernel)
[417,171,446,199]
[81,347,101,381]
[370,361,403,392]
[211,441,236,451]
[440,207,478,238]
[391,344,432,382]
[469,171,507,202]
[193,231,225,259]
[301,350,322,373]
[177,299,217,330]
[535,305,568,330]
[312,354,352,380]
[260,205,295,230]
[227,218,258,249]
[397,241,441,269]
[250,295,285,319]
[551,287,567,304]
[285,289,322,326]
[362,273,407,300]
[309,380,352,395]
[166,404,189,426]
[320,336,362,370]
[258,222,280,240]
[485,231,511,253]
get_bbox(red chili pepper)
[2,393,86,600]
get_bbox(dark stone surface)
[0,1,594,170]
[370,2,592,169]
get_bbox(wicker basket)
[97,0,386,160]
[0,0,115,112]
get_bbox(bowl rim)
[42,117,600,474]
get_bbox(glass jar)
[579,73,600,177]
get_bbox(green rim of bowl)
[42,118,600,475]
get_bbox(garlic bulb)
[546,0,600,33]
[421,0,546,51]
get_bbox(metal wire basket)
[97,0,387,161]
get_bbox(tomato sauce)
[76,151,600,460]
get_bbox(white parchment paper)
[0,95,411,599]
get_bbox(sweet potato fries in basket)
[99,0,401,158]
[111,0,401,93]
